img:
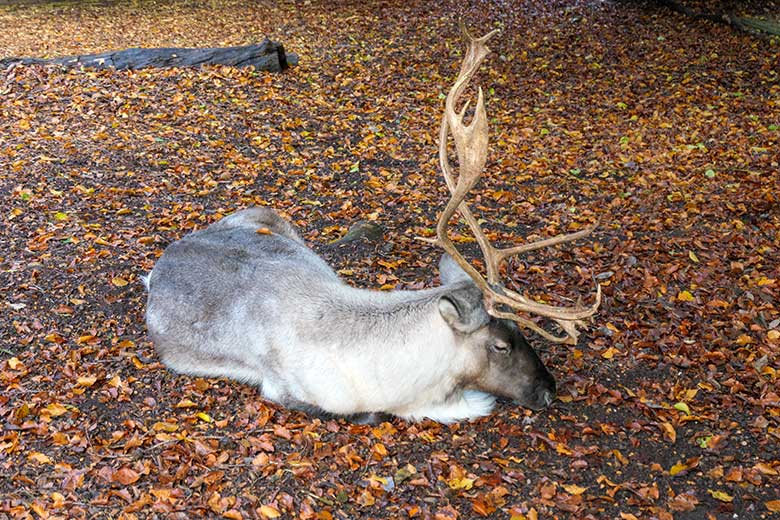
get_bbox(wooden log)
[1,39,298,71]
[650,0,780,36]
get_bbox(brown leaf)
[669,492,699,512]
[113,467,140,485]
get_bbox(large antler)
[424,22,601,345]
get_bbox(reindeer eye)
[490,342,510,354]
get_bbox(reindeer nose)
[535,377,556,408]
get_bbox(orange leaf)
[259,505,281,518]
[153,422,179,432]
[29,452,52,464]
[661,422,676,443]
[753,463,778,476]
[76,375,98,388]
[113,467,140,485]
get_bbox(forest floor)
[1,0,778,519]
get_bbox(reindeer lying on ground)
[144,26,600,423]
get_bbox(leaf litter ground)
[0,0,778,518]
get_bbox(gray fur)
[145,207,556,423]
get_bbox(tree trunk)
[1,39,298,72]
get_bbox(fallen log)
[650,0,780,36]
[0,39,298,72]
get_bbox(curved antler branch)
[426,22,602,345]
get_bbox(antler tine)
[430,25,501,294]
[429,23,601,345]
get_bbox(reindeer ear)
[439,254,475,286]
[438,286,489,333]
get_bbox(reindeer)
[144,25,601,424]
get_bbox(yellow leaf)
[259,505,280,518]
[175,399,198,408]
[7,357,24,370]
[196,412,212,423]
[601,347,620,359]
[45,403,69,417]
[708,490,733,502]
[677,290,695,302]
[76,376,98,388]
[29,452,53,464]
[373,443,388,458]
[673,402,691,415]
[112,277,129,287]
[562,484,587,495]
[50,492,65,508]
[767,330,780,341]
[447,477,475,490]
[766,500,780,512]
[223,510,242,520]
[556,443,573,455]
[670,462,688,476]
[688,251,699,263]
[735,334,753,345]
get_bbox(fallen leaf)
[113,467,140,485]
[661,422,677,443]
[677,290,695,302]
[708,490,733,502]
[111,277,129,287]
[673,402,691,415]
[29,452,52,464]
[258,505,280,518]
[562,484,587,495]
